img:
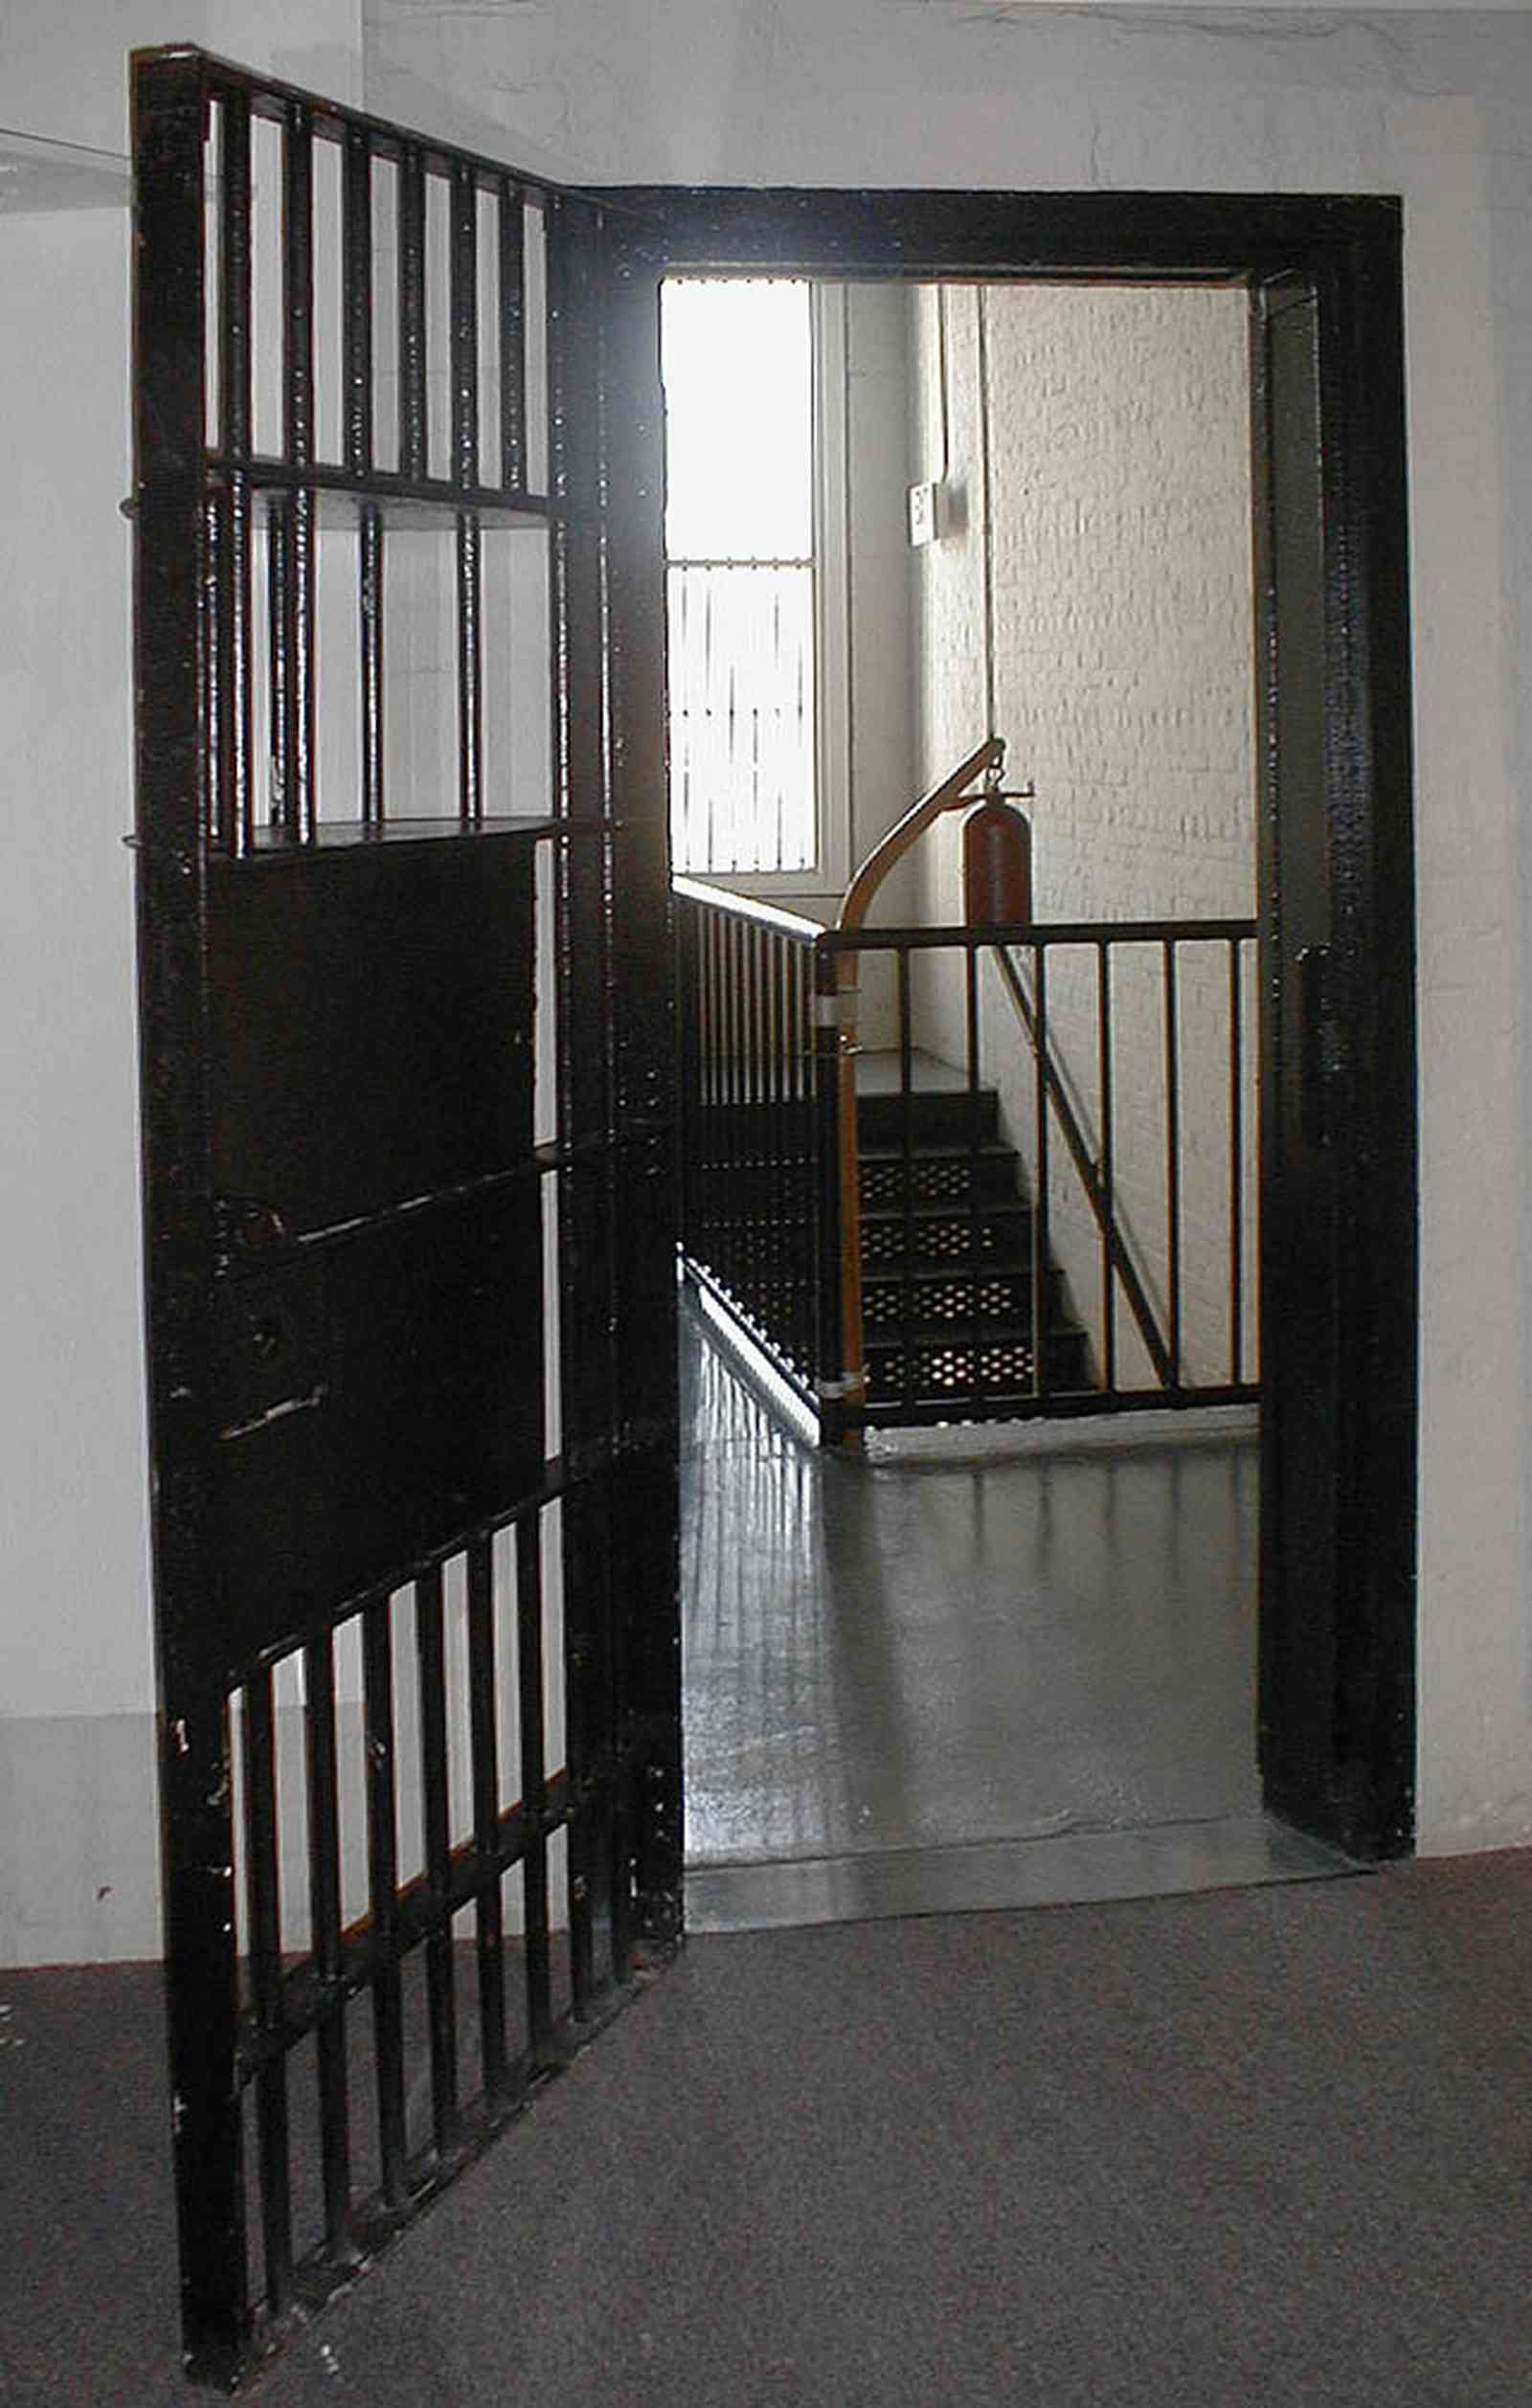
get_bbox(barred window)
[661,278,848,889]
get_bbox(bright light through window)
[663,280,813,560]
[663,279,818,877]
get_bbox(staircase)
[855,1054,1090,1411]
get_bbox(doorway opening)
[670,268,1279,1920]
[598,184,1417,1889]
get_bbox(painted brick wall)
[909,281,1256,1389]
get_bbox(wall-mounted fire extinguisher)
[963,774,1034,925]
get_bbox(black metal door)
[131,49,678,2385]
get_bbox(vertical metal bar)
[1032,942,1050,1400]
[219,88,253,857]
[218,90,253,461]
[359,506,385,829]
[965,941,983,1405]
[266,500,289,829]
[361,1600,407,2211]
[796,941,813,1373]
[286,503,316,843]
[689,907,706,1258]
[546,197,621,2009]
[897,945,914,1407]
[458,512,484,823]
[748,922,763,1325]
[813,937,846,1444]
[242,1670,293,2315]
[722,916,740,1302]
[1228,936,1244,1385]
[1097,938,1116,1396]
[227,481,253,856]
[465,1536,508,2094]
[415,1566,458,2157]
[768,930,786,1349]
[342,124,373,476]
[449,164,479,492]
[710,912,727,1286]
[498,181,526,492]
[397,145,427,481]
[345,135,385,835]
[1164,937,1183,1389]
[451,166,484,823]
[566,1583,597,2024]
[203,495,226,850]
[779,935,796,1362]
[282,105,315,471]
[515,1514,552,2060]
[303,1631,353,2261]
[282,104,316,843]
[675,897,696,1263]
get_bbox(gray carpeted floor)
[5,1855,1532,2404]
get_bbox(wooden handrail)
[829,735,1003,1441]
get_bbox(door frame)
[597,186,1416,1861]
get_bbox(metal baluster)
[1097,939,1116,1396]
[965,942,983,1407]
[1032,943,1050,1401]
[1164,938,1182,1390]
[1228,936,1244,1387]
[897,948,914,1407]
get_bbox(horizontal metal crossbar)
[237,1775,571,2077]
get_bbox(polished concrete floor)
[681,1292,1346,1926]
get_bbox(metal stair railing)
[675,734,1260,1439]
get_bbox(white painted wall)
[905,280,1257,1391]
[367,0,1532,1858]
[0,0,365,1964]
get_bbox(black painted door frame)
[598,188,1416,1862]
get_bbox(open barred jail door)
[130,50,678,2384]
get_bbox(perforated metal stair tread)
[855,1069,1093,1409]
[866,1314,1086,1348]
[857,1138,1020,1165]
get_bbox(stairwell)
[854,1052,1090,1410]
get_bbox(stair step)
[862,1264,1067,1334]
[855,1085,1000,1148]
[858,1141,1023,1209]
[864,1325,1093,1407]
